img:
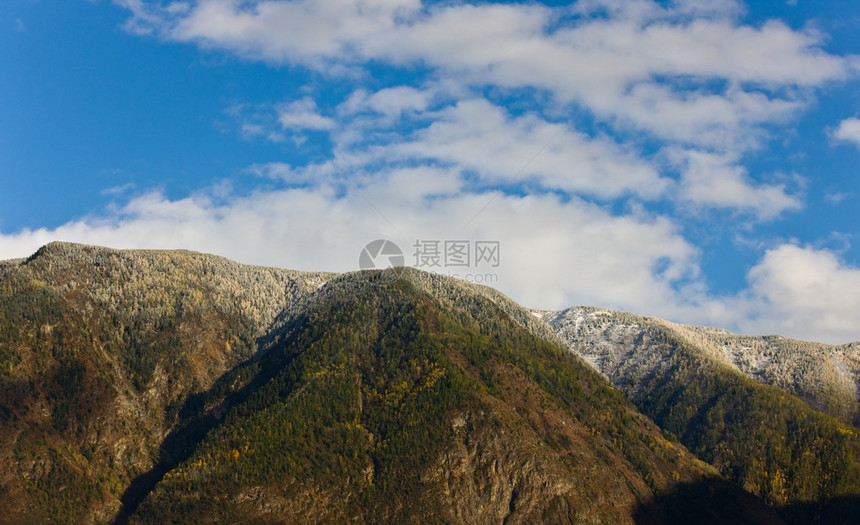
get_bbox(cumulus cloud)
[832,117,860,147]
[115,0,853,215]
[340,86,435,117]
[169,0,419,63]
[670,149,802,218]
[738,245,860,344]
[0,176,698,315]
[365,2,838,149]
[224,94,673,200]
[4,177,860,343]
[230,91,801,217]
[388,98,669,199]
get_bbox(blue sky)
[2,0,860,343]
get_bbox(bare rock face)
[426,407,622,525]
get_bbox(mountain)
[0,242,329,523]
[0,243,781,524]
[539,306,860,516]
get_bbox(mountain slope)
[0,242,330,523]
[0,244,781,523]
[539,306,860,513]
[129,269,777,524]
[652,318,860,425]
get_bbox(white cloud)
[601,82,801,151]
[388,98,669,199]
[224,97,339,142]
[277,97,336,131]
[224,103,288,142]
[738,244,860,344]
[224,93,671,200]
[0,176,698,315]
[101,183,137,195]
[670,150,802,218]
[72,0,860,344]
[168,0,421,64]
[114,0,184,35]
[340,86,435,117]
[5,178,860,343]
[825,191,852,205]
[832,117,860,147]
[113,0,852,219]
[225,91,805,217]
[244,162,320,185]
[572,0,742,21]
[119,0,851,150]
[369,3,842,150]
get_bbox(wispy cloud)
[101,182,137,195]
[387,98,669,199]
[277,97,337,131]
[116,0,855,213]
[120,0,850,149]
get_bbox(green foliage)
[15,441,104,524]
[548,306,860,510]
[635,329,860,506]
[666,322,860,424]
[431,297,664,489]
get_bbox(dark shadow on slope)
[111,315,310,524]
[110,388,234,525]
[633,479,785,525]
[777,496,860,525]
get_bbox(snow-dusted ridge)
[537,305,860,425]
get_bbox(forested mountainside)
[658,319,859,425]
[0,243,780,524]
[539,306,860,518]
[128,269,775,524]
[0,242,330,523]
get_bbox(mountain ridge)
[536,305,860,425]
[124,265,774,524]
[0,242,856,523]
[539,305,860,512]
